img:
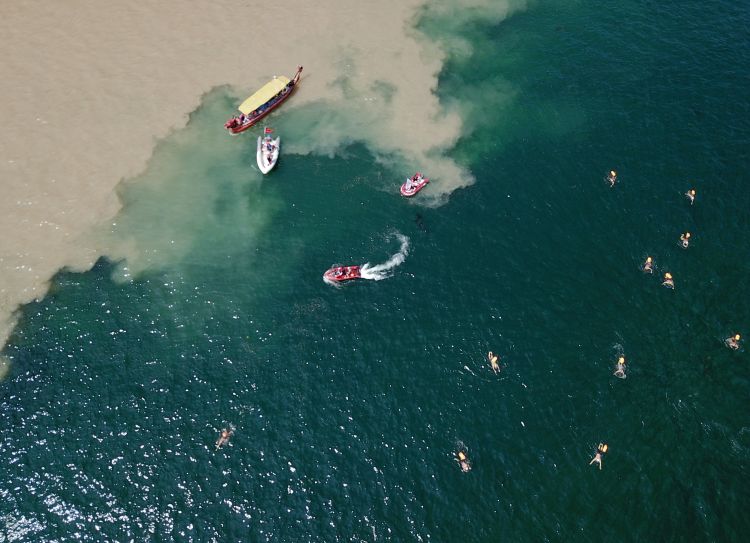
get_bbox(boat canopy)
[238,76,290,114]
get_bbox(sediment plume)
[0,0,523,352]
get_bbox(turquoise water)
[3,1,750,541]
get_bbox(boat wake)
[323,233,410,287]
[360,233,410,281]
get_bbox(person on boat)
[614,356,626,379]
[589,443,608,470]
[725,334,741,350]
[216,428,233,450]
[642,256,654,274]
[487,351,500,374]
[686,188,696,205]
[607,170,617,187]
[456,450,471,472]
[680,232,691,248]
[662,272,674,289]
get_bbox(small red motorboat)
[323,265,361,282]
[400,172,429,197]
[225,66,303,135]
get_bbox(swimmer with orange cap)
[455,448,471,472]
[725,334,742,350]
[607,170,618,187]
[215,427,233,450]
[680,232,691,248]
[662,272,674,289]
[642,256,654,274]
[589,443,608,470]
[685,188,696,205]
[614,356,626,379]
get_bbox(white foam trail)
[360,234,410,281]
[322,275,343,288]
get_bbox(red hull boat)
[400,172,429,197]
[323,265,361,282]
[224,66,303,135]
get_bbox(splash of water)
[360,233,410,280]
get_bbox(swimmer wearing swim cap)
[607,170,618,187]
[614,356,626,379]
[215,427,233,450]
[642,256,654,274]
[488,351,500,374]
[685,188,696,205]
[662,272,674,289]
[680,232,691,248]
[456,449,472,472]
[589,443,608,470]
[726,334,742,350]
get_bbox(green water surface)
[2,1,749,541]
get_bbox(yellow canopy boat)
[225,66,303,134]
[238,76,291,115]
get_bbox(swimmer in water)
[642,256,654,274]
[589,443,608,470]
[456,449,471,472]
[488,351,500,374]
[606,170,618,187]
[662,272,674,289]
[685,188,696,205]
[614,356,626,379]
[215,428,233,450]
[725,334,741,350]
[680,232,691,248]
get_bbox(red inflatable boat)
[323,265,361,282]
[400,173,429,197]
